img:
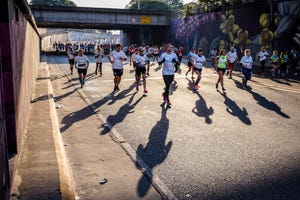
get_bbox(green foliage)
[30,0,77,6]
[126,0,183,11]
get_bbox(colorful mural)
[171,0,300,57]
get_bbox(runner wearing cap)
[74,49,89,88]
[108,44,127,92]
[133,48,149,93]
[158,43,180,108]
[192,48,206,91]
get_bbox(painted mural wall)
[171,1,300,57]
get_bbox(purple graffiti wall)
[171,1,300,56]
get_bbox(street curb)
[44,62,76,200]
[59,65,178,200]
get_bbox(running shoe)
[162,93,167,102]
[144,90,148,94]
[116,86,120,91]
[167,99,171,107]
[215,82,218,89]
[194,84,199,90]
[136,85,139,91]
[113,86,117,91]
[222,87,226,91]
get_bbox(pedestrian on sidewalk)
[133,47,149,93]
[108,43,127,92]
[75,49,89,88]
[227,47,238,79]
[192,48,206,91]
[94,46,104,76]
[240,49,254,89]
[215,49,227,91]
[257,47,269,75]
[158,43,180,107]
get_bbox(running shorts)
[194,67,202,73]
[136,67,146,77]
[113,69,123,76]
[77,68,87,76]
[68,59,75,64]
[217,68,226,73]
[228,63,235,70]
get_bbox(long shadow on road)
[217,90,251,125]
[233,79,290,119]
[60,84,135,133]
[186,78,214,124]
[248,89,290,119]
[100,91,144,135]
[135,103,172,197]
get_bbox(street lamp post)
[138,0,140,10]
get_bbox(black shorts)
[217,68,226,73]
[77,68,87,76]
[188,61,193,67]
[136,67,146,77]
[194,67,202,73]
[113,69,123,76]
[68,59,74,64]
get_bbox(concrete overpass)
[30,5,170,29]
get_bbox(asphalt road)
[46,54,300,200]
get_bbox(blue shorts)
[242,67,252,80]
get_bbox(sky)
[71,0,194,8]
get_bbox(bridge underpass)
[30,5,171,45]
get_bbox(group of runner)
[258,48,299,77]
[66,43,269,107]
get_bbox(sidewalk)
[10,62,74,200]
[10,61,162,199]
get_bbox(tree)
[30,0,77,6]
[126,0,183,11]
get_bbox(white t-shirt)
[193,54,206,69]
[227,51,237,63]
[258,51,269,62]
[75,55,89,69]
[95,49,103,63]
[109,50,127,69]
[159,52,179,75]
[134,54,149,67]
[241,55,253,69]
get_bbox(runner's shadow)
[135,103,172,197]
[218,91,252,125]
[247,90,290,119]
[192,92,214,124]
[60,85,134,133]
[270,78,292,86]
[100,92,144,135]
